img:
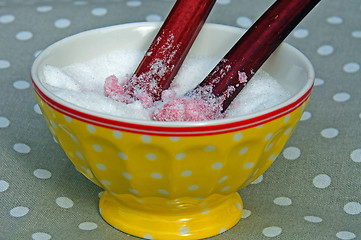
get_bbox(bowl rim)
[31,22,315,136]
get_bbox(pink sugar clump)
[152,97,224,121]
[104,74,154,108]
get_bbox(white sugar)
[42,50,291,120]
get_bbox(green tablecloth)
[1,0,360,239]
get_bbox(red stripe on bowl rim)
[33,78,313,137]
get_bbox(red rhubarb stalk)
[153,0,320,121]
[105,0,216,107]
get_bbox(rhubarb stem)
[193,0,320,112]
[124,0,216,103]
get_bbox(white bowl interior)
[32,22,314,126]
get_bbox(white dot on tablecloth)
[16,31,33,41]
[314,77,325,86]
[0,14,15,24]
[216,0,231,5]
[0,180,9,192]
[126,1,142,7]
[352,30,361,38]
[143,234,153,240]
[241,209,251,218]
[54,18,71,28]
[13,80,30,89]
[33,169,52,179]
[333,92,350,102]
[0,116,10,128]
[56,197,74,208]
[78,222,98,230]
[74,1,88,6]
[343,62,360,73]
[13,143,31,154]
[91,8,108,16]
[304,215,323,223]
[34,104,42,114]
[282,146,301,160]
[31,232,52,240]
[327,16,343,24]
[0,59,10,69]
[98,191,104,198]
[317,45,334,56]
[300,111,312,121]
[146,14,162,22]
[273,197,292,206]
[343,202,361,215]
[336,231,357,240]
[292,28,309,38]
[10,206,29,217]
[36,5,53,12]
[34,50,43,58]
[236,16,252,28]
[321,128,339,139]
[262,226,282,238]
[251,174,263,184]
[313,174,331,189]
[350,149,361,162]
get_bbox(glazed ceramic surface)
[31,22,314,240]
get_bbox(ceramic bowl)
[31,22,314,240]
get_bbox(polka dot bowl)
[31,22,314,240]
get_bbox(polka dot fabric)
[0,0,360,239]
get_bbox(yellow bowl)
[31,22,314,239]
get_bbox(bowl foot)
[99,191,243,239]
